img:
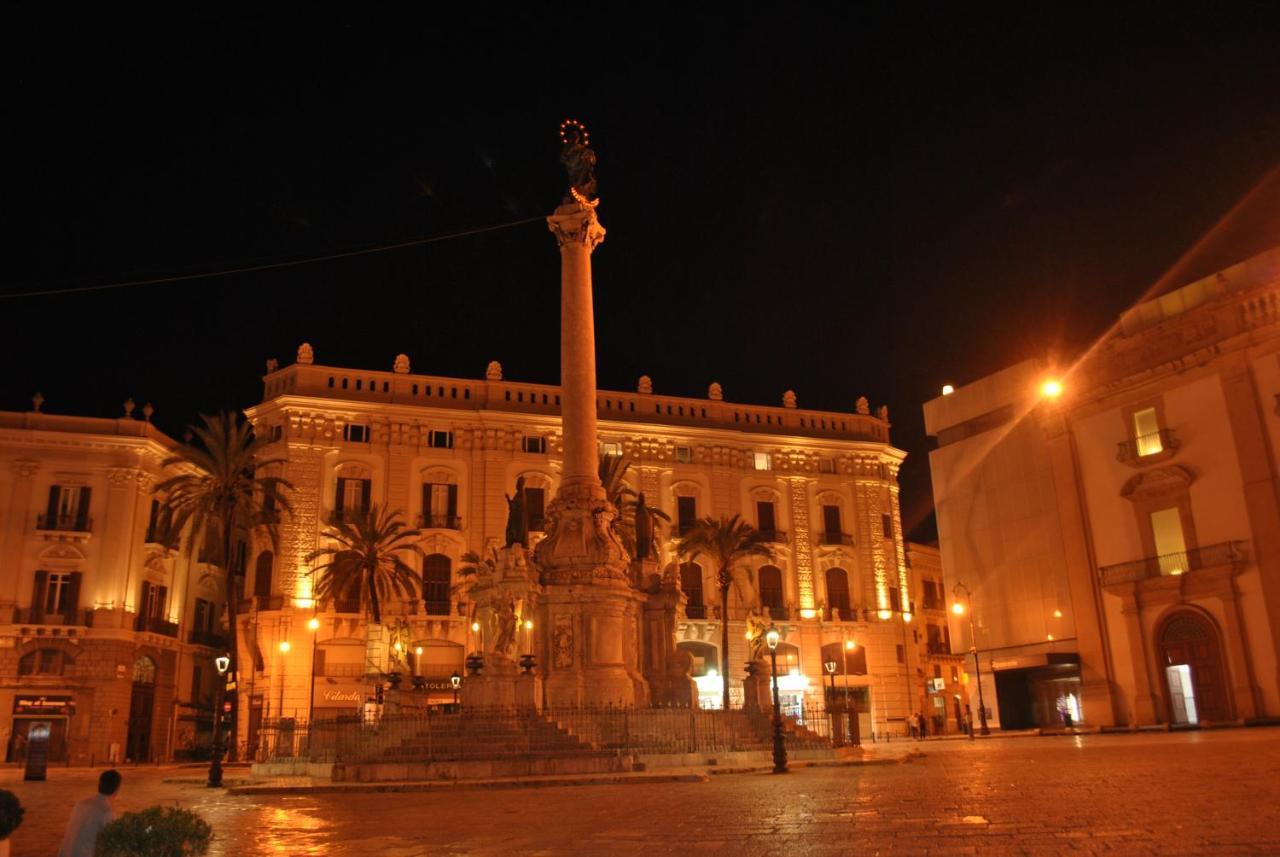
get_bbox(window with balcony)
[680,562,705,618]
[756,500,782,541]
[758,565,785,616]
[825,567,851,621]
[677,496,698,536]
[30,570,81,623]
[526,487,546,531]
[334,477,371,521]
[820,504,848,545]
[1151,507,1189,575]
[422,554,452,615]
[41,485,91,532]
[422,482,460,529]
[675,446,693,464]
[1133,408,1163,457]
[521,436,547,454]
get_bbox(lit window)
[522,436,547,454]
[1133,408,1163,456]
[753,452,771,471]
[675,446,693,464]
[343,424,369,443]
[1151,507,1188,575]
[43,573,71,614]
[600,441,623,457]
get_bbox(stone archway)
[1158,609,1230,724]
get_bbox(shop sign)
[14,695,75,716]
[320,689,364,704]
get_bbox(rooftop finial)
[486,361,503,381]
[637,375,653,394]
[297,342,314,365]
[394,354,411,374]
[123,398,135,418]
[142,402,154,423]
[31,392,43,413]
[708,382,723,401]
[782,390,797,409]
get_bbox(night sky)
[4,8,1280,541]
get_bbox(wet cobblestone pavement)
[4,728,1280,855]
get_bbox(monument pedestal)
[461,657,520,709]
[641,561,696,707]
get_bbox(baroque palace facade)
[0,408,226,765]
[241,345,965,743]
[926,244,1280,730]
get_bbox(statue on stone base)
[505,476,529,548]
[491,592,518,658]
[559,119,598,204]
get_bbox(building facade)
[240,346,950,742]
[925,245,1280,730]
[0,409,227,764]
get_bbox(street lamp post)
[765,626,788,774]
[450,672,461,707]
[823,659,840,746]
[844,639,859,746]
[952,582,990,736]
[208,654,230,788]
[307,617,320,726]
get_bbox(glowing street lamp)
[1040,379,1064,399]
[765,626,787,774]
[208,654,231,788]
[953,581,989,736]
[450,671,461,707]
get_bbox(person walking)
[57,769,121,857]
[918,711,928,739]
[908,711,919,740]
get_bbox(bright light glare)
[278,641,291,653]
[524,620,534,630]
[706,668,718,678]
[471,621,481,632]
[765,628,780,650]
[307,617,320,631]
[1041,379,1064,399]
[952,603,966,616]
[845,640,856,650]
[415,646,423,655]
[877,609,892,620]
[942,384,955,396]
[1053,609,1063,619]
[902,612,913,624]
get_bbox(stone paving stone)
[3,728,1280,855]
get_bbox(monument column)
[534,121,647,707]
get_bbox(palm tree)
[154,411,292,759]
[306,505,424,627]
[675,514,776,709]
[598,454,670,558]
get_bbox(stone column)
[534,200,646,707]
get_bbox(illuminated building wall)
[926,244,1280,730]
[243,351,929,736]
[0,411,227,764]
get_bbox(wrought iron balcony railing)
[1099,540,1248,586]
[188,629,228,649]
[1116,428,1180,463]
[36,514,92,533]
[135,615,180,637]
[417,514,462,530]
[818,532,854,546]
[12,607,93,627]
[685,604,708,620]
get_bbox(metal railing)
[685,604,708,620]
[1099,540,1248,585]
[417,514,462,530]
[36,514,92,533]
[252,704,837,764]
[1117,428,1180,462]
[818,532,853,546]
[188,629,228,649]
[12,607,93,627]
[758,529,789,544]
[135,615,179,637]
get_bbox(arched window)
[758,565,785,615]
[773,642,801,674]
[19,648,73,676]
[132,656,157,685]
[422,554,452,616]
[820,641,867,675]
[254,551,274,601]
[825,567,852,621]
[680,562,705,618]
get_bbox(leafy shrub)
[96,806,212,857]
[0,790,23,839]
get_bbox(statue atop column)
[559,119,598,205]
[505,476,529,548]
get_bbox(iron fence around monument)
[251,704,836,764]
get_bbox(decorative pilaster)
[282,445,325,603]
[0,461,40,607]
[787,478,815,613]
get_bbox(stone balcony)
[1116,428,1180,466]
[1099,540,1249,587]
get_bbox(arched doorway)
[422,554,451,615]
[1159,610,1230,724]
[127,656,157,762]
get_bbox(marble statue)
[504,475,529,548]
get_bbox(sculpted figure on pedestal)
[559,119,598,204]
[505,476,529,548]
[491,592,518,657]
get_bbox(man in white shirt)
[57,769,121,857]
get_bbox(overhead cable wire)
[0,215,546,300]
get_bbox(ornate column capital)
[547,203,606,252]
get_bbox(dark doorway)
[126,656,157,762]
